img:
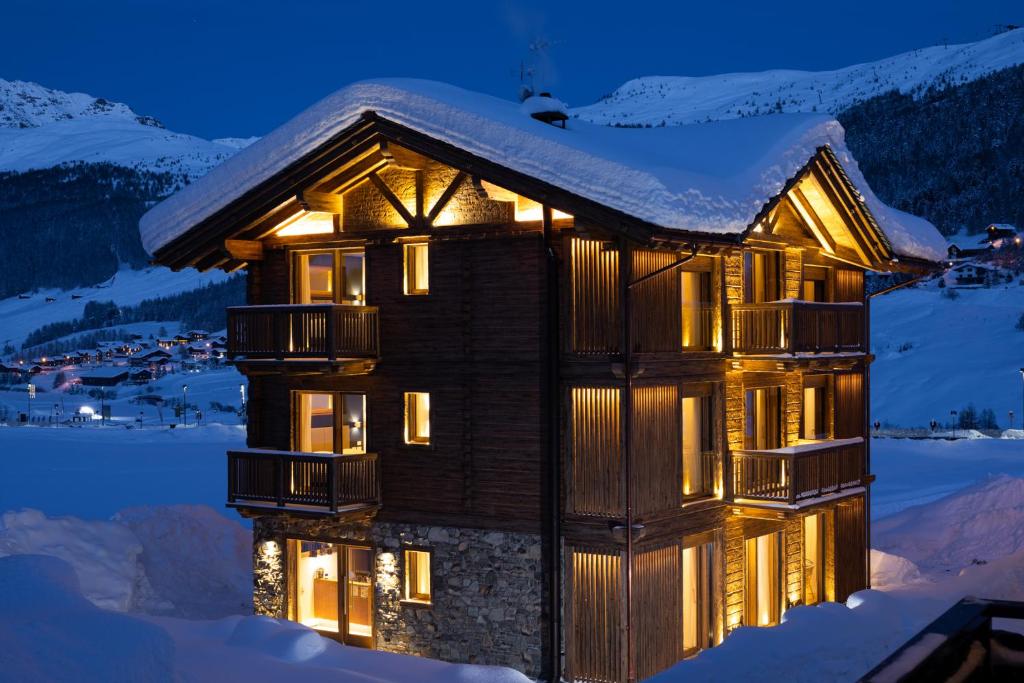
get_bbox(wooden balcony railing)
[731,301,864,354]
[227,304,379,361]
[731,437,864,504]
[227,449,380,513]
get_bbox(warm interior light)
[274,211,335,237]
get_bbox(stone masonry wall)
[251,515,545,679]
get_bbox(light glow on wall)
[274,211,335,237]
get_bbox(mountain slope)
[574,28,1024,127]
[0,78,249,181]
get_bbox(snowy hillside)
[0,266,231,349]
[0,78,253,178]
[871,277,1024,428]
[574,28,1024,126]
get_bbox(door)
[289,540,375,647]
[344,546,374,647]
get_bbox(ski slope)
[575,28,1024,126]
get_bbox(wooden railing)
[227,449,380,512]
[731,438,864,504]
[227,304,379,361]
[731,301,864,354]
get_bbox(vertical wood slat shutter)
[631,385,681,516]
[566,547,625,683]
[633,543,684,680]
[834,497,867,601]
[570,238,620,354]
[630,250,681,352]
[570,388,623,517]
[834,373,864,438]
[834,269,864,302]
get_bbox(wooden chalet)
[139,80,944,682]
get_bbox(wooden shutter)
[631,385,681,515]
[834,373,864,438]
[834,269,864,302]
[570,388,623,517]
[631,249,680,352]
[633,543,684,680]
[566,547,625,683]
[570,238,620,354]
[834,497,867,601]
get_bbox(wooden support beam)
[368,172,416,227]
[811,159,888,264]
[224,239,264,261]
[379,140,430,170]
[788,187,838,255]
[426,171,467,225]
[298,189,343,214]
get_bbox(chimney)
[522,92,569,128]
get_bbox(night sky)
[3,0,1019,139]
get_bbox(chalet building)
[140,81,944,682]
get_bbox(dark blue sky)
[3,0,1019,139]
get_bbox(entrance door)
[290,540,375,647]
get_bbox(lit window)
[683,541,715,656]
[802,376,829,441]
[744,532,782,626]
[341,393,366,454]
[744,386,784,450]
[681,270,713,350]
[404,392,430,445]
[803,513,826,605]
[682,392,715,496]
[293,250,365,305]
[403,549,432,603]
[297,392,334,453]
[404,243,429,295]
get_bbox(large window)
[683,541,715,656]
[403,549,432,604]
[681,269,714,350]
[744,531,782,627]
[744,386,784,450]
[288,540,373,643]
[295,391,366,454]
[803,513,826,606]
[802,376,830,441]
[404,392,430,445]
[403,243,429,295]
[294,249,365,305]
[682,390,715,497]
[742,251,781,304]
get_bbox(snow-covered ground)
[871,277,1024,429]
[574,28,1024,126]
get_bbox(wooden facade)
[147,115,934,681]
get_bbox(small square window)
[404,243,429,295]
[404,549,432,603]
[404,392,430,445]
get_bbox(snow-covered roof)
[140,79,946,262]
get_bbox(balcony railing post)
[328,456,338,512]
[788,454,797,505]
[274,312,285,361]
[275,454,285,507]
[227,452,236,503]
[326,308,337,362]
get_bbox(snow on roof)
[140,79,946,262]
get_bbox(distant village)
[944,223,1024,287]
[0,329,227,388]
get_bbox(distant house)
[173,334,190,345]
[78,367,129,387]
[156,338,178,350]
[984,223,1019,247]
[946,241,990,261]
[950,261,1009,286]
[129,369,153,384]
[0,362,25,381]
[188,330,210,341]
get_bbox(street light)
[239,384,247,426]
[182,384,189,427]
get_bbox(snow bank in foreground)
[0,505,250,618]
[0,554,530,683]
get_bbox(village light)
[182,384,189,427]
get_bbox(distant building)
[188,330,210,341]
[949,261,1010,286]
[78,368,129,387]
[129,369,153,384]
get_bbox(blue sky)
[3,0,1019,138]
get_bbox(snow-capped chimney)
[521,92,569,128]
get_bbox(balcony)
[227,449,381,514]
[731,437,864,505]
[227,304,379,372]
[731,301,864,355]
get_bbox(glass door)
[344,546,374,647]
[294,249,365,305]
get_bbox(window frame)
[801,374,831,441]
[682,534,718,657]
[291,247,367,306]
[401,546,433,606]
[743,385,785,450]
[742,249,783,304]
[403,391,431,446]
[292,390,368,454]
[403,242,430,296]
[681,382,718,498]
[743,530,783,627]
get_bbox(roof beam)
[298,189,343,214]
[427,171,467,225]
[224,239,264,261]
[788,186,838,255]
[379,140,430,170]
[368,172,416,227]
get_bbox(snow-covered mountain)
[574,28,1024,126]
[0,78,252,179]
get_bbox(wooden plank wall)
[569,238,620,354]
[834,268,865,302]
[248,231,547,532]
